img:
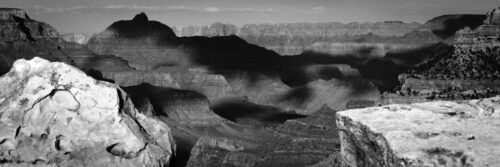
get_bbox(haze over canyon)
[0,3,499,167]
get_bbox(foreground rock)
[0,57,175,166]
[337,96,500,167]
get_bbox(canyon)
[0,6,499,167]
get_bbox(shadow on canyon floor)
[211,99,307,125]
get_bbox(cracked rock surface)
[0,57,175,166]
[337,96,500,167]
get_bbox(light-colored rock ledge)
[337,96,500,167]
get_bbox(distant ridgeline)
[381,7,500,105]
[174,22,433,55]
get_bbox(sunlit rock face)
[0,57,175,166]
[338,96,500,167]
[61,33,91,44]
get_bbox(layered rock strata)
[103,69,236,102]
[0,8,74,74]
[176,22,425,55]
[337,96,500,167]
[0,8,58,41]
[0,57,175,166]
[382,7,500,104]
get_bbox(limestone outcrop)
[0,57,175,166]
[337,96,500,167]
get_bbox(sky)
[2,0,499,34]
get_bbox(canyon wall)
[382,8,500,104]
[175,22,425,55]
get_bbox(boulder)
[337,96,500,167]
[0,57,175,166]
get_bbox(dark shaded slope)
[211,98,306,126]
[423,14,487,39]
[105,12,176,39]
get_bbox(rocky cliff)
[102,68,236,103]
[87,12,382,114]
[87,12,186,70]
[338,96,500,167]
[0,57,175,166]
[0,8,74,74]
[382,7,500,104]
[175,16,485,56]
[0,8,59,41]
[0,8,133,76]
[176,22,425,55]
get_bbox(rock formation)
[421,14,487,40]
[87,12,186,70]
[0,8,132,76]
[102,68,237,102]
[87,12,382,114]
[0,8,74,74]
[176,16,485,56]
[337,96,500,167]
[61,33,91,44]
[0,57,175,166]
[382,7,500,104]
[124,83,227,126]
[0,8,59,40]
[176,22,425,55]
[185,106,342,167]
